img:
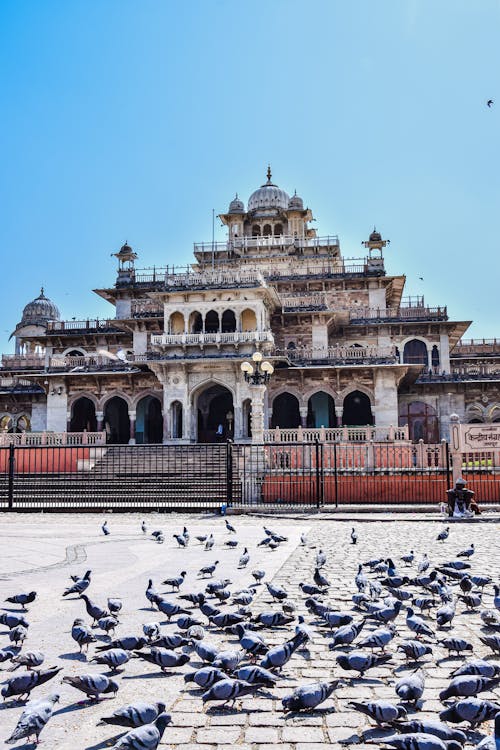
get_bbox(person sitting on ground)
[446,477,481,517]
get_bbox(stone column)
[373,369,399,428]
[439,333,451,374]
[449,413,463,483]
[66,412,72,432]
[96,411,104,432]
[250,385,266,444]
[299,406,308,427]
[128,410,136,445]
[233,404,242,440]
[335,405,343,427]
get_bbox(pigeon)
[476,713,500,750]
[143,622,161,642]
[494,585,500,612]
[177,614,204,630]
[2,666,63,701]
[96,635,147,652]
[110,712,172,749]
[212,649,245,672]
[401,551,415,566]
[253,611,294,628]
[238,548,250,568]
[102,520,110,535]
[358,625,396,652]
[438,637,473,656]
[153,597,188,621]
[162,571,186,591]
[63,570,91,596]
[459,593,482,611]
[0,646,20,663]
[481,611,500,629]
[72,618,96,653]
[369,732,462,750]
[97,615,119,635]
[5,591,37,610]
[413,597,436,614]
[184,666,229,687]
[319,610,354,629]
[225,539,239,548]
[436,603,456,629]
[154,633,190,650]
[234,665,278,686]
[141,520,147,533]
[437,527,450,542]
[193,640,219,664]
[135,647,190,673]
[198,561,219,578]
[202,678,260,705]
[0,613,29,629]
[457,543,475,558]
[329,620,365,649]
[396,721,466,744]
[395,669,425,704]
[90,649,132,672]
[233,625,268,657]
[108,598,123,615]
[151,530,163,540]
[80,594,109,625]
[205,534,214,551]
[195,534,208,544]
[173,533,187,548]
[265,582,288,601]
[398,641,433,661]
[355,565,368,592]
[99,701,167,728]
[487,99,494,107]
[182,526,189,544]
[282,680,341,711]
[450,659,500,678]
[313,568,330,588]
[406,608,435,639]
[440,698,500,728]
[370,600,403,623]
[62,672,119,701]
[146,579,159,608]
[260,635,302,671]
[300,582,323,597]
[336,651,392,677]
[9,625,28,645]
[225,519,236,533]
[210,612,245,628]
[347,700,407,725]
[316,549,327,567]
[300,533,307,545]
[417,555,430,574]
[5,692,60,745]
[439,675,500,701]
[351,528,358,544]
[179,591,205,606]
[8,651,45,672]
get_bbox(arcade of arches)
[270,390,373,429]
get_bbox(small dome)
[247,167,290,213]
[288,191,304,210]
[228,194,245,214]
[369,228,382,242]
[117,242,134,257]
[20,288,60,327]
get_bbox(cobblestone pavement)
[0,513,499,749]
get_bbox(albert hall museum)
[1,169,499,446]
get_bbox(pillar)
[373,369,398,427]
[250,384,266,444]
[299,406,308,427]
[128,410,136,445]
[335,405,343,427]
[96,411,104,432]
[439,333,451,374]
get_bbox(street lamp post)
[240,351,274,385]
[240,352,274,444]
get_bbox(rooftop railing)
[130,299,164,318]
[46,319,122,334]
[453,339,500,356]
[279,292,328,311]
[417,363,500,382]
[150,330,274,347]
[193,235,340,254]
[349,305,448,323]
[278,344,398,365]
[2,354,45,369]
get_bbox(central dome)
[20,288,60,326]
[247,167,290,213]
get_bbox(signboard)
[460,423,500,452]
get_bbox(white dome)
[247,168,289,213]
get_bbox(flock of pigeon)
[0,517,499,750]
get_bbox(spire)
[266,164,272,183]
[39,287,46,298]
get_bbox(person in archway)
[446,477,481,516]
[216,423,224,440]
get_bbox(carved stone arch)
[63,346,87,357]
[131,389,163,410]
[268,384,305,409]
[68,391,99,411]
[488,403,500,422]
[400,335,430,349]
[338,382,375,403]
[303,384,339,405]
[100,390,132,410]
[465,403,485,423]
[190,377,236,402]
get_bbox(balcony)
[279,345,398,366]
[150,330,274,348]
[280,292,328,311]
[2,354,45,370]
[48,354,146,372]
[417,363,500,383]
[193,235,340,255]
[349,305,448,324]
[453,339,500,357]
[0,377,45,394]
[130,299,164,318]
[46,319,123,335]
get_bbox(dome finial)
[266,164,272,183]
[40,286,45,297]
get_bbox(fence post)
[333,440,338,508]
[445,441,451,490]
[8,443,15,510]
[314,439,321,509]
[226,440,233,506]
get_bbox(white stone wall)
[46,386,68,432]
[31,401,47,431]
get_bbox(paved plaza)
[0,512,499,749]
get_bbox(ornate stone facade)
[1,169,499,443]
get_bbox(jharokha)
[1,169,499,444]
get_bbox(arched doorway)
[221,310,236,332]
[205,310,219,333]
[171,401,183,439]
[403,339,428,365]
[136,395,163,444]
[399,401,439,442]
[342,391,374,425]
[196,384,234,442]
[70,397,97,432]
[307,391,336,428]
[242,398,252,438]
[104,396,130,444]
[271,393,301,428]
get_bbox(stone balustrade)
[349,305,448,323]
[150,330,275,347]
[263,425,409,443]
[279,293,327,310]
[280,345,397,364]
[0,431,106,446]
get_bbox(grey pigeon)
[96,635,147,652]
[8,651,45,672]
[397,720,467,744]
[253,611,294,628]
[97,615,119,635]
[202,678,260,705]
[72,617,96,653]
[80,594,109,625]
[440,698,500,728]
[457,543,474,558]
[5,591,37,610]
[173,533,187,548]
[329,620,365,649]
[406,608,435,638]
[110,712,172,749]
[102,520,110,535]
[437,527,450,542]
[234,665,278,687]
[358,625,396,652]
[438,637,473,656]
[313,568,330,588]
[91,649,132,672]
[225,519,236,533]
[162,571,186,591]
[99,701,167,727]
[9,625,28,644]
[395,669,425,704]
[260,636,302,671]
[0,646,20,663]
[347,700,407,725]
[108,598,123,615]
[63,570,91,596]
[198,561,219,578]
[134,647,189,673]
[282,680,341,711]
[184,666,228,688]
[62,672,119,701]
[154,633,190,650]
[205,534,214,551]
[251,569,265,584]
[351,528,358,544]
[370,732,462,750]
[436,602,456,629]
[439,675,500,701]
[146,579,158,608]
[451,659,500,679]
[336,651,392,677]
[143,622,161,642]
[2,666,62,701]
[398,640,433,661]
[476,713,500,750]
[238,547,250,568]
[316,549,327,567]
[5,692,59,744]
[193,640,219,664]
[265,581,288,601]
[212,649,244,672]
[0,613,29,629]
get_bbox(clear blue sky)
[1,0,499,353]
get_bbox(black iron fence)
[0,441,498,511]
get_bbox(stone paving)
[0,512,499,749]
